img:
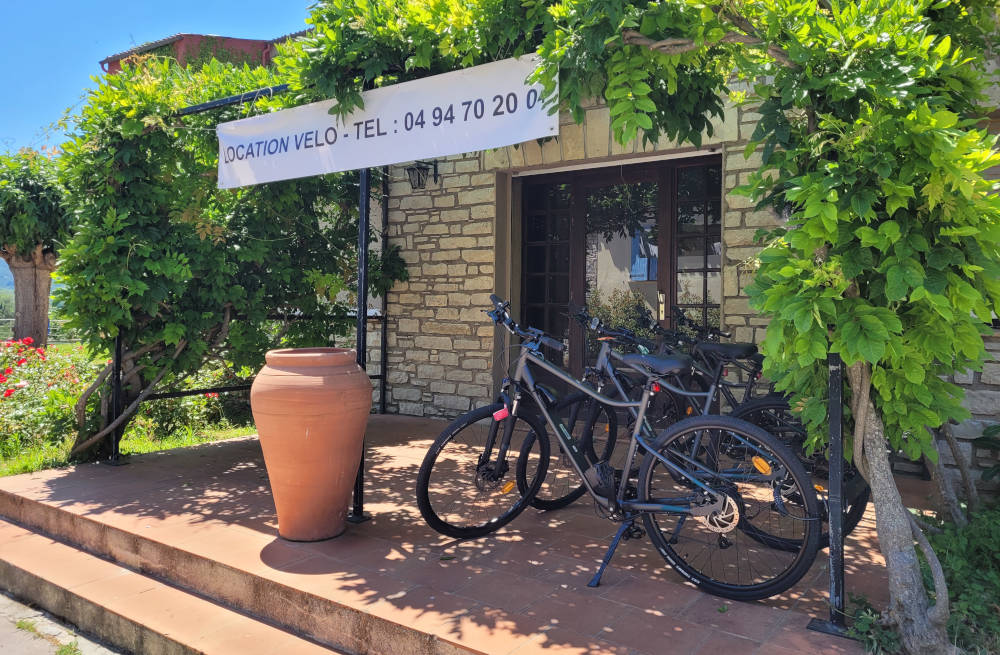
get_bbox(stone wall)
[377,97,748,417]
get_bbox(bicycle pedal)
[625,525,645,540]
[717,535,733,550]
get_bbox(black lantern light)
[404,160,439,190]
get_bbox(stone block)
[393,387,422,402]
[461,385,489,399]
[398,401,425,416]
[433,195,456,208]
[415,337,452,350]
[963,390,1000,415]
[444,174,470,187]
[954,368,975,385]
[982,363,1000,386]
[465,277,493,290]
[462,222,492,235]
[438,351,459,366]
[400,195,433,210]
[745,209,781,227]
[404,349,430,362]
[521,139,543,166]
[430,382,457,394]
[387,371,409,384]
[461,358,489,370]
[946,418,998,440]
[458,188,494,205]
[447,264,468,276]
[724,211,743,228]
[417,364,446,380]
[455,159,481,173]
[445,369,474,382]
[507,144,525,168]
[423,321,470,336]
[470,173,494,187]
[584,106,611,158]
[431,250,462,261]
[453,338,481,351]
[434,394,471,411]
[470,204,494,219]
[483,147,511,171]
[542,137,562,163]
[422,263,448,276]
[561,123,585,161]
[440,208,470,222]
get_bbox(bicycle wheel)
[416,403,549,539]
[638,415,821,601]
[517,392,619,511]
[731,395,870,548]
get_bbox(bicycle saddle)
[694,342,757,361]
[621,353,692,376]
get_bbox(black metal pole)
[348,168,372,523]
[808,350,850,637]
[379,167,389,414]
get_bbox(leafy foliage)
[0,149,68,259]
[57,56,406,448]
[0,339,104,459]
[736,0,1000,460]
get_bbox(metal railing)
[0,318,81,343]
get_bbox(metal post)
[808,350,850,637]
[379,167,389,414]
[348,168,372,524]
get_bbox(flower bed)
[0,338,105,460]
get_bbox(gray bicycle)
[415,296,821,600]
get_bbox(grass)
[15,615,83,654]
[0,423,257,477]
[15,618,37,632]
[56,642,82,655]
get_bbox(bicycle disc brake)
[690,494,740,533]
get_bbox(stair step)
[0,519,340,655]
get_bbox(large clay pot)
[250,348,372,541]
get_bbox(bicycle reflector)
[651,382,662,392]
[751,456,772,475]
[493,407,510,421]
[501,481,516,494]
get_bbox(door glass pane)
[525,245,547,274]
[677,272,706,304]
[525,213,546,241]
[708,239,722,268]
[678,238,704,270]
[677,202,704,233]
[677,166,706,199]
[707,200,721,227]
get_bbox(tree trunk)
[2,245,57,348]
[847,369,955,655]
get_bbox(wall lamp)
[405,160,439,190]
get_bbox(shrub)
[0,339,104,459]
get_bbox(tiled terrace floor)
[0,414,938,655]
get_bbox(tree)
[0,149,71,347]
[282,1,999,652]
[58,56,405,457]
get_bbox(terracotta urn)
[250,348,372,541]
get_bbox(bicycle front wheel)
[639,415,821,601]
[416,404,549,539]
[732,395,870,548]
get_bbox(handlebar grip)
[540,336,565,352]
[718,330,732,339]
[489,294,503,307]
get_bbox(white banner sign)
[216,56,557,189]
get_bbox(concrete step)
[0,519,340,655]
[0,473,501,655]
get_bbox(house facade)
[369,95,1000,493]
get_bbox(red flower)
[3,389,14,398]
[22,337,34,345]
[0,375,6,384]
[16,359,27,366]
[35,348,45,355]
[3,367,11,374]
[204,392,220,398]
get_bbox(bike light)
[686,406,694,415]
[814,484,827,493]
[751,456,772,475]
[723,367,729,377]
[651,382,662,392]
[493,407,510,421]
[501,481,516,494]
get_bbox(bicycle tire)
[516,392,618,511]
[638,415,821,601]
[731,395,871,548]
[416,403,549,539]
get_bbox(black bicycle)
[416,296,821,600]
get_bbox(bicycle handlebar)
[487,294,565,353]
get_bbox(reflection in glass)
[708,241,722,268]
[677,272,706,304]
[707,200,721,226]
[678,202,704,232]
[677,166,706,199]
[678,238,704,271]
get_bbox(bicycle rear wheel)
[517,392,618,511]
[732,395,870,548]
[638,415,821,601]
[416,404,549,539]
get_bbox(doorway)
[518,156,722,379]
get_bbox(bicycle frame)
[500,340,777,516]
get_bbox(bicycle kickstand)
[588,515,643,588]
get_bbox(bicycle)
[416,295,822,600]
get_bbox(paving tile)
[0,416,932,655]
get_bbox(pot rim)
[264,347,358,366]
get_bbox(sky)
[1,1,313,153]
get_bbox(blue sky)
[1,1,312,153]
